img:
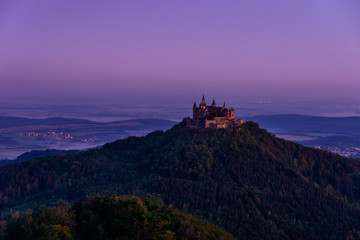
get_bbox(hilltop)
[1,120,360,239]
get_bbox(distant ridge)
[0,115,95,128]
[0,149,81,166]
[0,115,176,128]
[247,114,360,135]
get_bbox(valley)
[248,114,360,158]
[0,116,175,160]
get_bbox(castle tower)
[200,94,206,108]
[212,99,216,108]
[229,107,235,119]
[225,110,230,119]
[193,101,198,119]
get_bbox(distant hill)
[0,149,81,166]
[1,121,360,239]
[2,195,236,240]
[0,116,95,128]
[247,114,360,135]
[0,115,175,129]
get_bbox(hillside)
[1,121,360,239]
[2,195,236,240]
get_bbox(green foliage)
[1,120,360,239]
[37,225,73,240]
[4,203,75,240]
[2,195,235,240]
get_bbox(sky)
[0,0,360,107]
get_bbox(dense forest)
[1,195,235,240]
[1,120,360,239]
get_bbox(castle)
[186,95,244,129]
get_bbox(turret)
[212,99,216,108]
[193,101,199,119]
[229,107,235,119]
[200,94,206,108]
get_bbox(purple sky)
[0,0,359,105]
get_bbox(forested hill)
[2,195,236,240]
[1,120,360,239]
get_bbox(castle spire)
[193,101,197,108]
[223,102,226,108]
[200,94,206,106]
[212,99,216,107]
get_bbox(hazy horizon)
[1,97,360,122]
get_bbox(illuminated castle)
[186,95,244,129]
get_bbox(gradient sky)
[0,0,359,105]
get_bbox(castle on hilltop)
[186,95,244,129]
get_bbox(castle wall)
[204,119,217,128]
[186,117,243,129]
[235,118,244,125]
